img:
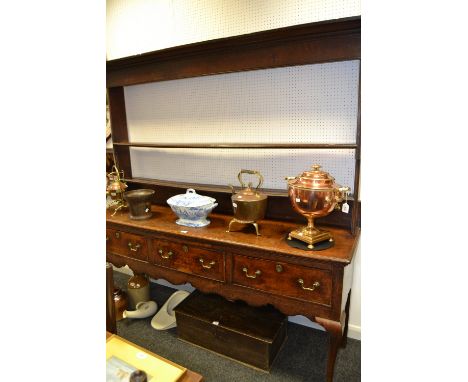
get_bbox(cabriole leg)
[316,317,344,382]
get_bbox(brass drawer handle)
[106,236,109,241]
[297,279,320,291]
[127,242,141,252]
[199,258,216,269]
[243,267,261,279]
[115,232,120,239]
[158,249,174,259]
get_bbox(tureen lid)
[167,189,216,207]
[287,164,337,190]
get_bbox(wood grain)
[107,205,357,264]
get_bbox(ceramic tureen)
[167,189,218,227]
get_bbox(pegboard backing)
[107,0,361,60]
[130,148,356,194]
[125,61,359,144]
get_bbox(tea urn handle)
[238,170,263,190]
[242,267,261,279]
[297,279,320,291]
[199,258,216,269]
[128,242,141,252]
[335,186,351,202]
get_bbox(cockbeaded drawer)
[233,254,332,306]
[150,239,225,282]
[106,228,148,262]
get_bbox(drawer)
[106,228,148,262]
[150,239,225,282]
[232,255,332,306]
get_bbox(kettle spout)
[228,184,235,195]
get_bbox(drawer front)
[233,255,332,306]
[106,228,148,261]
[150,239,225,282]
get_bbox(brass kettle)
[227,170,268,236]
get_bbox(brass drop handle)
[106,236,109,241]
[158,249,174,259]
[243,267,261,279]
[199,258,216,269]
[128,242,140,252]
[297,279,320,291]
[115,232,120,239]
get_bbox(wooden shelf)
[113,142,358,150]
[127,177,288,197]
[107,16,360,87]
[127,176,358,200]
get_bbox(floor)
[113,271,360,382]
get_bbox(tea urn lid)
[287,164,337,190]
[167,188,216,208]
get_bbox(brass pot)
[227,170,268,236]
[286,164,349,248]
[123,189,155,220]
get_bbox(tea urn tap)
[227,170,268,236]
[286,164,349,249]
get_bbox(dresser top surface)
[107,205,359,264]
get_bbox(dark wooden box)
[174,290,287,371]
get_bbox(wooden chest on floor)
[174,290,287,371]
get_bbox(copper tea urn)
[286,164,349,248]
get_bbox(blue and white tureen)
[167,189,218,227]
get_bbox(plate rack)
[106,16,361,234]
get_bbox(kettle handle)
[238,170,263,190]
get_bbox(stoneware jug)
[127,273,151,310]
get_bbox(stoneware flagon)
[127,273,151,310]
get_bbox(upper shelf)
[106,16,360,88]
[113,142,358,149]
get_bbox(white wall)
[107,0,361,340]
[107,0,361,60]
